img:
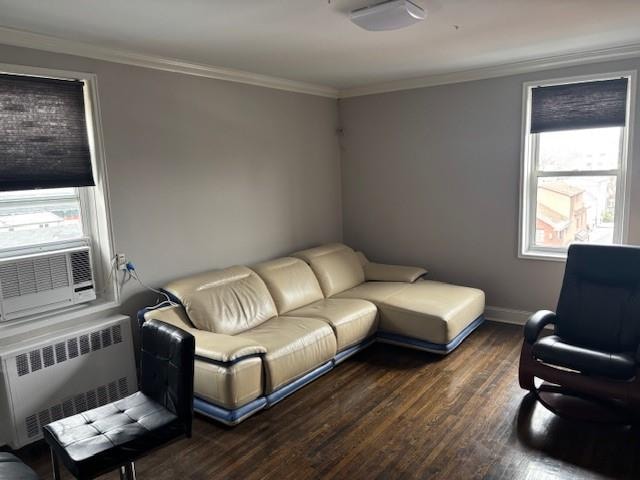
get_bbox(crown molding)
[339,42,640,98]
[0,26,339,98]
[2,25,640,100]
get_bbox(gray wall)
[339,58,640,313]
[2,42,638,318]
[0,44,343,316]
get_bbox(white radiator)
[0,315,137,448]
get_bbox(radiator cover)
[0,314,137,448]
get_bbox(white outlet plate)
[116,253,127,270]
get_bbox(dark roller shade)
[0,73,94,191]
[531,78,628,134]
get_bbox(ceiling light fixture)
[350,0,426,31]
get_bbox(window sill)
[518,250,567,262]
[0,297,120,347]
[0,238,89,259]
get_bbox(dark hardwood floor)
[12,322,640,479]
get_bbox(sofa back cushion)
[292,243,365,297]
[164,266,277,335]
[252,257,324,314]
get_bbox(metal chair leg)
[120,462,137,480]
[128,462,137,480]
[50,448,61,480]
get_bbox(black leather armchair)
[519,244,640,420]
[43,319,195,480]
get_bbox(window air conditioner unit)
[0,245,96,322]
[0,315,137,448]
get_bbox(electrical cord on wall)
[98,256,177,309]
[125,261,178,309]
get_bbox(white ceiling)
[1,0,640,91]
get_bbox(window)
[0,64,117,318]
[519,72,635,260]
[0,188,83,250]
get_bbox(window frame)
[0,63,119,331]
[518,70,637,261]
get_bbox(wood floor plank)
[9,322,640,479]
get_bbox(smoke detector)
[350,0,426,31]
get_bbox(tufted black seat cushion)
[0,453,39,480]
[43,391,184,479]
[533,335,636,380]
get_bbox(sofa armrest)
[143,305,266,363]
[524,310,556,345]
[364,262,427,283]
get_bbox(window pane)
[0,188,83,250]
[535,176,616,248]
[538,127,621,172]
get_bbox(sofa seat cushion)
[334,281,410,304]
[373,281,485,345]
[238,317,337,393]
[289,298,378,351]
[533,335,636,380]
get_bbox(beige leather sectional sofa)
[140,243,485,424]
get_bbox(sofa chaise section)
[294,244,486,354]
[355,280,485,353]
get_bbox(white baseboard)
[484,306,533,326]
